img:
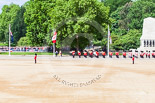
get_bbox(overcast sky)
[0,0,29,13]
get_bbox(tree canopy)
[0,4,20,43]
[110,0,155,50]
[24,0,55,46]
[104,0,131,13]
[49,0,110,50]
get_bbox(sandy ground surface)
[0,55,155,103]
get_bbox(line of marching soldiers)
[71,50,100,58]
[128,51,155,58]
[71,50,155,58]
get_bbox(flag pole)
[107,25,110,58]
[9,24,11,56]
[53,29,55,57]
[53,43,55,57]
[52,29,57,57]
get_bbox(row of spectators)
[0,47,49,52]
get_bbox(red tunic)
[78,52,81,56]
[132,57,134,61]
[102,52,106,56]
[34,56,37,60]
[115,52,119,56]
[72,51,75,55]
[84,52,87,56]
[123,52,126,56]
[96,52,99,56]
[109,52,113,56]
[140,53,144,56]
[90,52,93,56]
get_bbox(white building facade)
[138,17,155,52]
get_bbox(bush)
[17,37,30,46]
[112,29,141,50]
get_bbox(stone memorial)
[138,17,155,52]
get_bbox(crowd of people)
[0,47,49,52]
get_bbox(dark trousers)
[123,55,126,58]
[35,59,37,64]
[73,55,75,58]
[90,55,93,58]
[79,56,81,58]
[133,60,134,64]
[116,55,119,58]
[102,55,105,58]
[84,55,87,58]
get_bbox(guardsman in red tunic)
[123,51,126,58]
[89,51,91,58]
[72,50,75,58]
[148,51,150,58]
[89,50,93,58]
[146,51,148,58]
[34,53,37,64]
[78,51,81,58]
[102,51,106,58]
[115,52,119,58]
[128,51,132,58]
[96,51,99,58]
[132,55,135,64]
[140,51,144,58]
[135,51,138,58]
[109,52,113,58]
[84,50,87,58]
[152,52,155,58]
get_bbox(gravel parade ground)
[0,55,155,103]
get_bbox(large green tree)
[139,0,155,3]
[112,29,141,50]
[0,4,20,43]
[111,1,155,31]
[24,0,55,46]
[110,0,155,50]
[127,0,155,30]
[12,6,27,43]
[104,0,131,13]
[49,0,111,50]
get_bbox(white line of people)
[0,47,49,52]
[71,50,155,58]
